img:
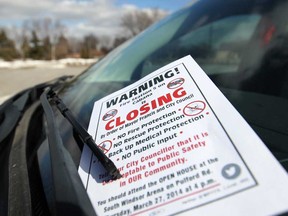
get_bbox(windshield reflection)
[59,0,288,165]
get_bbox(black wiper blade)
[41,88,121,180]
[40,88,96,216]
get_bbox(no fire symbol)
[98,140,112,154]
[103,109,117,121]
[167,77,185,89]
[183,100,206,116]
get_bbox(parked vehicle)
[1,0,287,215]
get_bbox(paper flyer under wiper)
[79,55,288,216]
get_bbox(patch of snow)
[0,58,99,69]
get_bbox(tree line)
[0,9,166,61]
[0,25,127,61]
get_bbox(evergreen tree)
[0,29,19,61]
[29,30,44,59]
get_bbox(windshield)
[60,0,288,166]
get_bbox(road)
[0,66,87,103]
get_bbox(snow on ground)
[0,58,99,69]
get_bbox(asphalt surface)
[0,66,86,103]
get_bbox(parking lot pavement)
[0,66,86,102]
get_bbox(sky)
[0,0,193,40]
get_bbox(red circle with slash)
[167,77,185,89]
[98,140,112,154]
[102,109,118,121]
[183,100,206,116]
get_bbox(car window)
[78,9,190,82]
[61,0,288,166]
[140,15,261,77]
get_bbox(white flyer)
[79,55,288,216]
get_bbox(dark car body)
[1,0,288,215]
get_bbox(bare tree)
[50,20,66,60]
[80,34,100,58]
[68,37,82,55]
[121,8,167,37]
[55,34,70,59]
[19,18,66,60]
[112,35,129,49]
[21,35,30,60]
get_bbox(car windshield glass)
[61,0,288,165]
[76,0,288,97]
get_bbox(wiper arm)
[41,88,121,180]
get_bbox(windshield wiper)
[40,88,121,180]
